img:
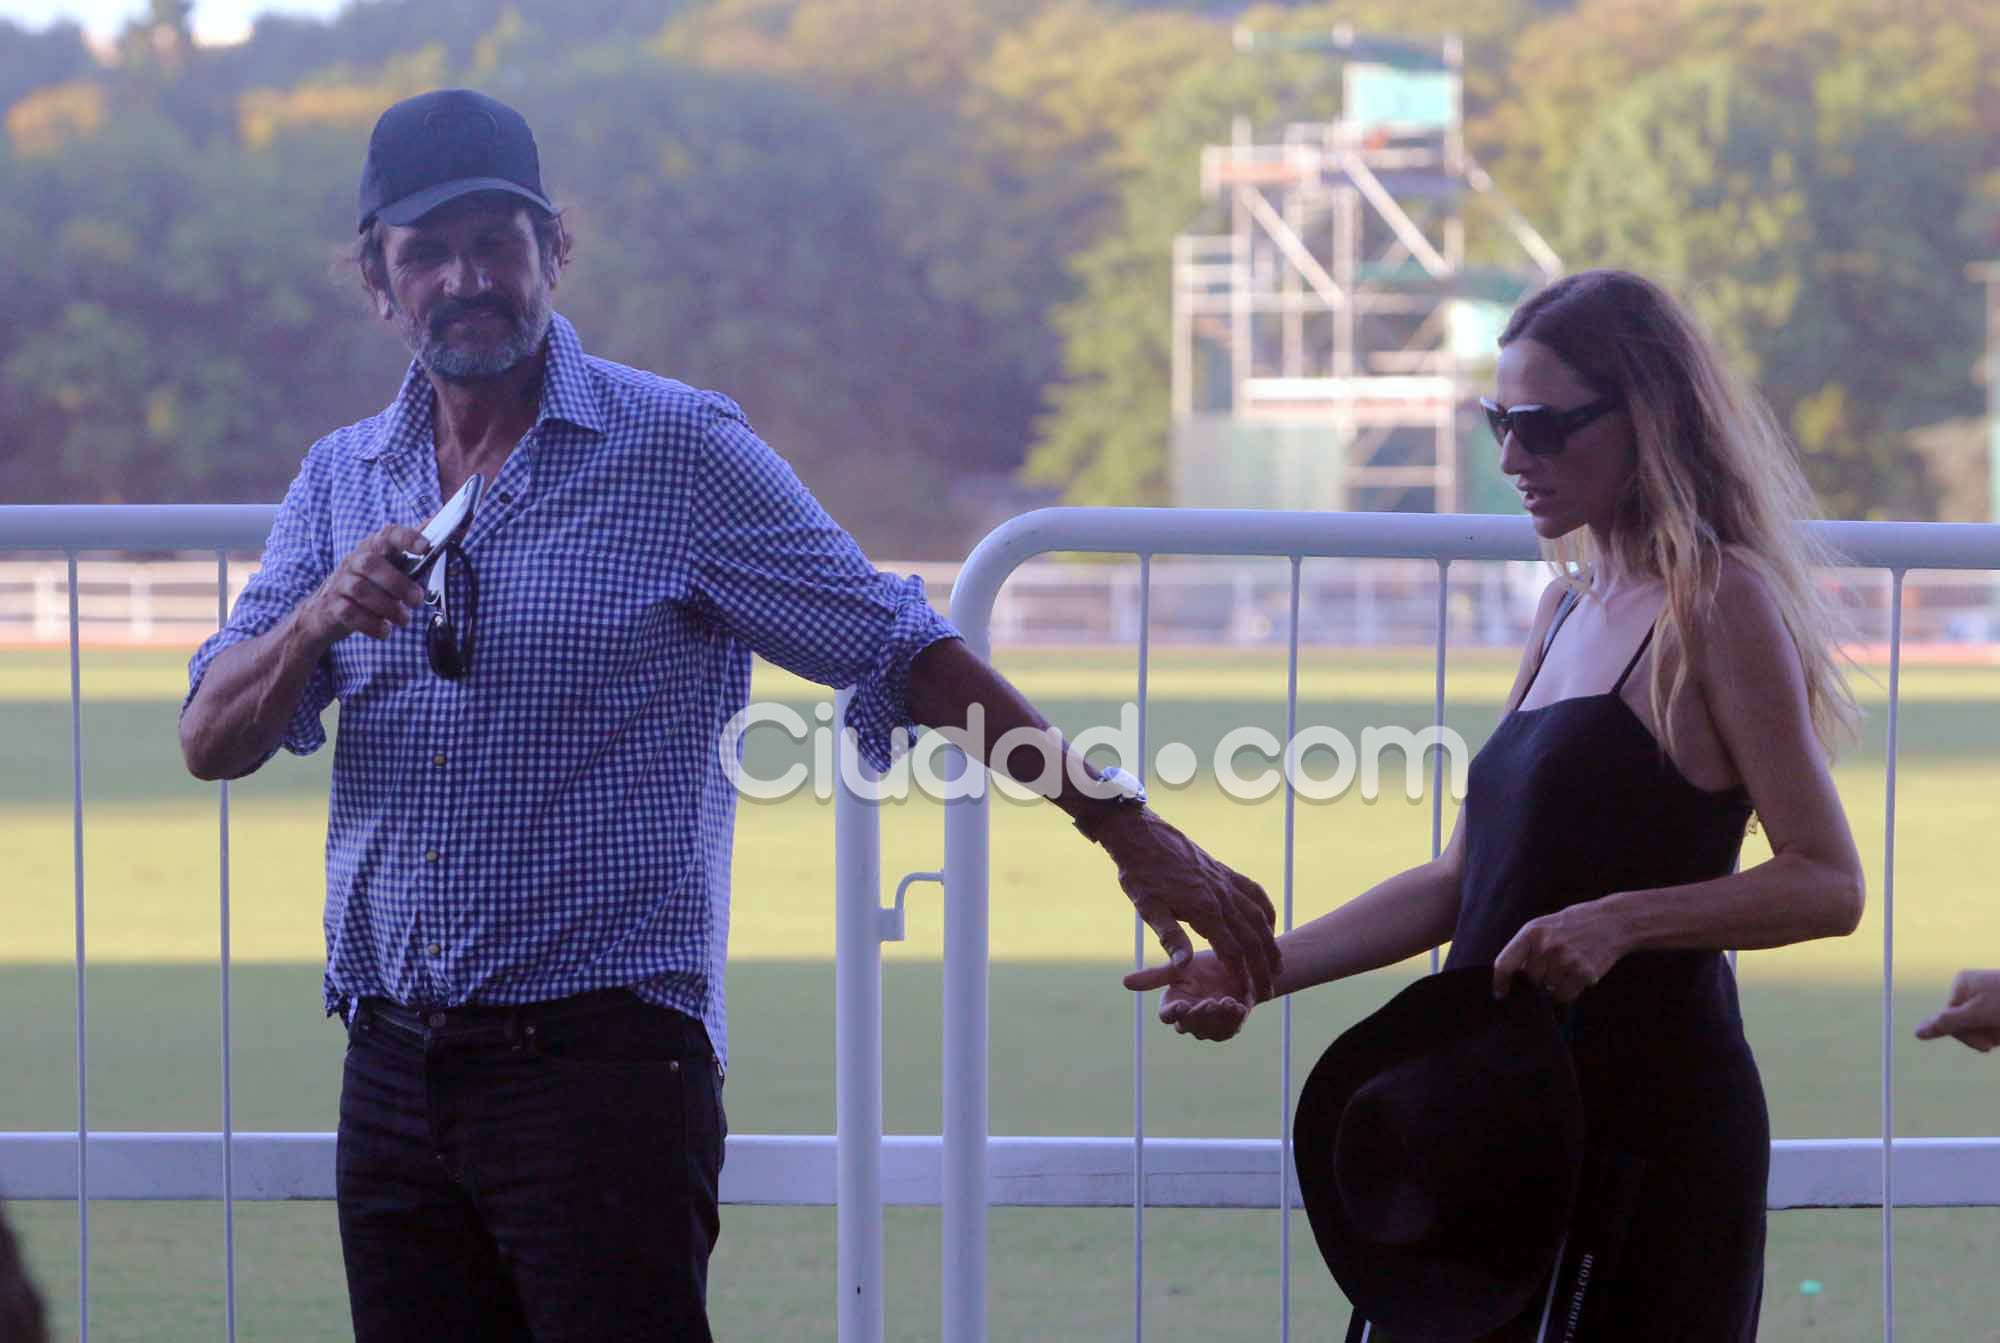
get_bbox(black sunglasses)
[1480,395,1622,457]
[423,541,477,680]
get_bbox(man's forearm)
[180,611,331,780]
[908,637,1282,987]
[904,638,1114,822]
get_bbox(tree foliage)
[0,18,91,114]
[1,0,1996,548]
[1481,0,2000,518]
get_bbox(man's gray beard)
[399,293,553,384]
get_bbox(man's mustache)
[428,299,516,336]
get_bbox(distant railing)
[7,552,2000,652]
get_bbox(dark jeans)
[336,988,726,1342]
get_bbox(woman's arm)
[1128,813,1469,1041]
[1493,559,1864,1000]
[1269,826,1466,995]
[1131,578,1576,1039]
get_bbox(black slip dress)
[1349,590,1769,1342]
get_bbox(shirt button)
[425,849,441,863]
[432,753,447,767]
[498,491,514,504]
[428,1012,447,1028]
[426,942,442,957]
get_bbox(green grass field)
[8,645,2000,1340]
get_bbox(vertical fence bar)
[67,553,89,1343]
[1429,564,1450,970]
[942,638,990,1342]
[1131,554,1152,1343]
[833,687,886,1343]
[216,554,238,1343]
[1279,558,1302,1343]
[1881,571,1905,1342]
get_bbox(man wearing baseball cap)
[178,89,1280,1340]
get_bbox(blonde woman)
[1132,269,1866,1339]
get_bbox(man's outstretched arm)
[903,637,1281,999]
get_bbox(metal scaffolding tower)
[1171,27,1562,513]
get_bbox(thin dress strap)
[1611,623,1657,695]
[1519,586,1584,701]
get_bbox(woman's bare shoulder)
[1692,550,1801,689]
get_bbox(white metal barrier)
[6,504,2000,1343]
[925,507,2000,1343]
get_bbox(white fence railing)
[7,505,2000,1343]
[925,508,2000,1343]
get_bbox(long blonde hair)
[1500,269,1860,756]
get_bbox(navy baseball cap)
[357,89,554,233]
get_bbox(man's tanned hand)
[902,637,1279,998]
[1092,806,1280,1001]
[1916,969,2000,1053]
[298,523,432,646]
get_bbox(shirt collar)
[534,313,607,438]
[356,311,605,462]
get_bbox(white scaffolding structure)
[1171,27,1563,514]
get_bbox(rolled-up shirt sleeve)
[183,450,337,758]
[687,404,960,770]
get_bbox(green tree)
[8,0,1991,540]
[1026,40,1335,503]
[0,105,401,503]
[0,19,91,114]
[1485,0,2000,213]
[655,0,1075,482]
[1556,60,1816,380]
[1502,0,1999,517]
[499,46,986,551]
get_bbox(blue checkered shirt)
[184,314,959,1065]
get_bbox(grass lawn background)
[6,645,2000,1340]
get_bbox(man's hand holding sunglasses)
[182,523,434,781]
[296,524,433,650]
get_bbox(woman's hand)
[1915,969,2000,1053]
[1094,808,1280,1001]
[1492,899,1632,1004]
[1124,950,1257,1042]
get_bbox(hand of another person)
[297,524,431,647]
[1491,899,1630,1004]
[1915,969,2000,1053]
[1094,809,1280,1001]
[1124,950,1256,1043]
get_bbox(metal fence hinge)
[883,870,943,942]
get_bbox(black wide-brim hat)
[1294,967,1585,1339]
